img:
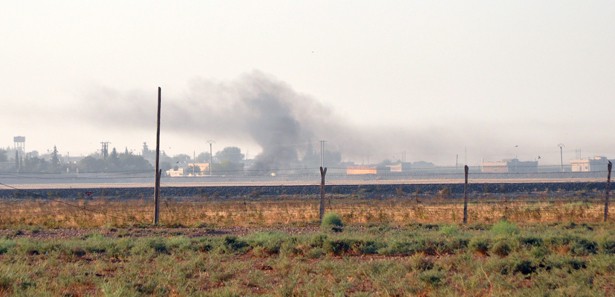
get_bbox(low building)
[346,165,377,175]
[571,156,608,172]
[481,158,538,173]
[187,163,210,175]
[386,162,411,173]
[166,167,184,177]
[480,160,509,173]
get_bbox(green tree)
[109,147,120,170]
[22,155,48,173]
[48,146,62,173]
[0,149,7,162]
[215,147,244,164]
[196,152,211,163]
[212,147,245,175]
[172,154,192,164]
[118,152,153,172]
[78,156,106,172]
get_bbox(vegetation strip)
[1,222,614,296]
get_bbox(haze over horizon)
[2,1,614,166]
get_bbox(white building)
[166,167,184,177]
[481,158,538,173]
[570,156,608,172]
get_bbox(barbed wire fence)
[0,164,614,228]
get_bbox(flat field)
[0,194,614,296]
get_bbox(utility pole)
[320,140,326,168]
[463,165,469,224]
[605,161,612,222]
[558,144,565,172]
[207,140,215,176]
[319,166,327,222]
[154,87,162,225]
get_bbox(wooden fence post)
[605,161,612,222]
[154,87,161,225]
[320,166,327,222]
[463,165,469,224]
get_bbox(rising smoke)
[81,71,482,167]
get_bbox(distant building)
[346,165,377,175]
[386,162,411,173]
[481,158,538,173]
[166,167,184,177]
[187,163,210,175]
[571,156,608,172]
[411,161,435,169]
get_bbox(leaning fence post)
[605,161,612,222]
[463,165,469,224]
[320,166,327,222]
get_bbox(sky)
[1,1,614,166]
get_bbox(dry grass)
[0,195,613,229]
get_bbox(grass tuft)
[491,220,520,236]
[321,212,344,232]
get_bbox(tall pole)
[154,87,161,225]
[463,165,469,224]
[320,140,326,168]
[319,166,327,222]
[207,140,214,176]
[558,144,564,172]
[605,161,612,222]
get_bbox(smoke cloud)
[80,71,548,167]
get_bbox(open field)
[0,194,613,229]
[1,222,614,296]
[1,192,614,296]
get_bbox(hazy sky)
[1,1,614,166]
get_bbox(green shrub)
[519,236,544,248]
[351,240,383,255]
[306,247,325,259]
[570,238,597,256]
[412,256,434,271]
[566,258,587,270]
[167,236,192,252]
[309,234,328,248]
[108,237,134,257]
[192,238,216,252]
[321,212,343,232]
[221,236,251,254]
[0,275,12,293]
[513,259,536,275]
[444,238,470,253]
[83,234,109,254]
[491,220,519,236]
[247,232,286,255]
[439,224,460,236]
[601,239,615,254]
[324,239,352,255]
[469,237,491,255]
[280,237,301,256]
[418,270,444,286]
[149,238,169,254]
[379,240,422,256]
[492,240,512,257]
[531,246,550,258]
[487,257,514,275]
[0,239,15,254]
[546,234,579,247]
